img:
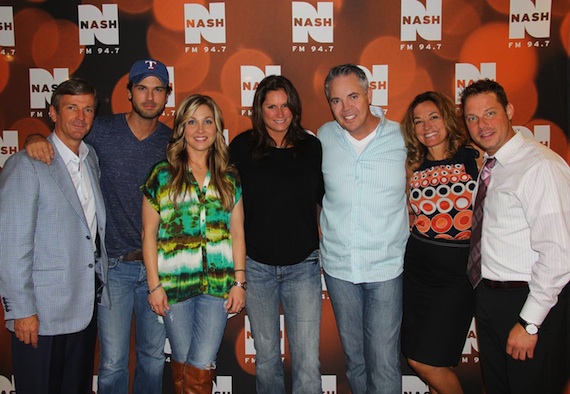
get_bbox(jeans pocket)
[305,249,320,265]
[108,258,120,269]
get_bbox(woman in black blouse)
[230,75,324,394]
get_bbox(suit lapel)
[84,148,105,227]
[47,134,89,230]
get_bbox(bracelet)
[234,269,246,272]
[147,283,162,295]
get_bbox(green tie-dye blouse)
[142,160,242,304]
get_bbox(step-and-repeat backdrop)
[0,0,568,393]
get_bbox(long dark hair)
[250,75,309,159]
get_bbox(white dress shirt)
[480,131,570,325]
[52,132,98,251]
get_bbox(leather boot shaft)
[170,360,186,394]
[184,363,215,394]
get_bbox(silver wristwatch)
[518,317,539,335]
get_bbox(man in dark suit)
[0,78,109,394]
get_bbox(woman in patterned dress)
[141,94,246,394]
[401,91,480,394]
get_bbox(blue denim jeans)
[246,250,322,394]
[97,259,166,394]
[164,294,228,368]
[324,272,403,394]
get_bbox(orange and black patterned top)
[409,146,479,241]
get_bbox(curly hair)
[166,94,236,211]
[402,91,468,170]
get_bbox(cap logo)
[145,60,157,70]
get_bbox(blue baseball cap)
[128,59,169,87]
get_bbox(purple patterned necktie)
[467,157,496,288]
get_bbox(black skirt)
[401,232,475,367]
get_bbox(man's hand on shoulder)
[25,134,54,165]
[506,322,538,361]
[14,314,40,348]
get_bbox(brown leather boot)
[184,363,215,394]
[170,360,186,394]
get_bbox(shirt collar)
[369,105,385,120]
[483,130,524,167]
[51,131,89,165]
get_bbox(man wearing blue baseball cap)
[26,59,173,394]
[129,59,170,87]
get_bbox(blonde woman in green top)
[141,94,246,394]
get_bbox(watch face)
[525,324,538,335]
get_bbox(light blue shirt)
[318,107,408,283]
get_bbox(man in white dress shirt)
[461,79,570,393]
[0,78,108,393]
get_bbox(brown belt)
[122,250,144,261]
[483,279,528,289]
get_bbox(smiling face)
[413,100,449,152]
[262,89,293,139]
[184,104,217,155]
[128,75,168,120]
[463,92,515,156]
[328,73,377,140]
[50,93,95,153]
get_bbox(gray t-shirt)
[84,113,172,257]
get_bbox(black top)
[230,130,324,266]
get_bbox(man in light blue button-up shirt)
[318,64,408,394]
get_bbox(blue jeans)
[324,272,403,394]
[164,294,228,368]
[246,250,322,394]
[97,259,166,394]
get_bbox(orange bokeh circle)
[152,0,193,32]
[459,23,538,93]
[82,0,153,15]
[508,83,539,126]
[13,8,53,66]
[12,118,52,147]
[32,20,84,72]
[0,57,9,93]
[360,36,417,97]
[220,49,274,106]
[523,118,568,160]
[146,23,211,93]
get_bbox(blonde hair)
[166,94,236,211]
